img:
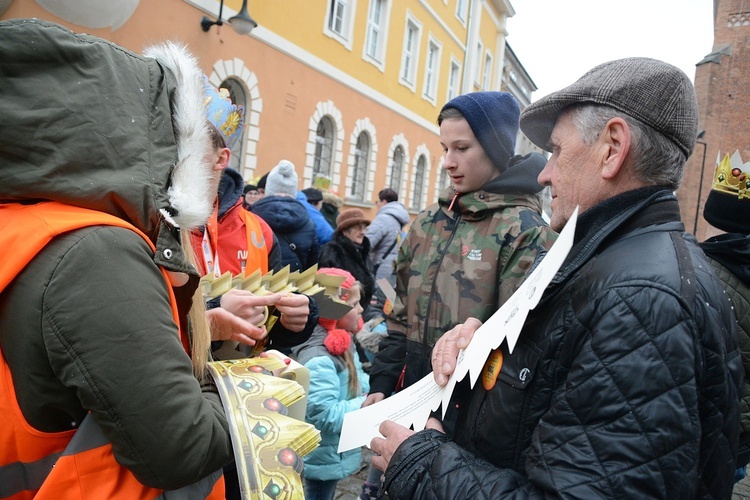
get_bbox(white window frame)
[446,57,461,102]
[422,35,442,103]
[482,51,493,90]
[313,116,336,183]
[324,0,356,50]
[411,155,427,210]
[473,41,483,87]
[399,12,422,91]
[390,145,405,193]
[456,0,469,24]
[363,0,390,69]
[350,132,371,200]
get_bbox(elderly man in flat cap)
[371,57,743,499]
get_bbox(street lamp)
[201,0,257,35]
[693,130,708,235]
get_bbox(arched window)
[219,78,246,172]
[390,145,404,192]
[313,116,335,183]
[351,132,370,200]
[439,166,449,191]
[412,155,426,209]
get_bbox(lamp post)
[693,132,708,235]
[201,0,257,35]
[229,0,258,35]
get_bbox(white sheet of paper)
[337,208,578,452]
[338,373,443,452]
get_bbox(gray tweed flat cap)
[520,57,699,158]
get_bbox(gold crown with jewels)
[712,150,750,200]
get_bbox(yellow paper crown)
[712,150,750,200]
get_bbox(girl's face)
[337,286,363,333]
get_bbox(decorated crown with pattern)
[712,150,750,200]
[203,77,245,149]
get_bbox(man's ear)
[214,147,231,172]
[599,117,631,180]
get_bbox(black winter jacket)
[384,188,743,499]
[318,232,375,310]
[700,232,750,468]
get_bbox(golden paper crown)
[712,150,750,200]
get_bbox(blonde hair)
[181,234,213,380]
[340,281,363,398]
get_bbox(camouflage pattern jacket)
[369,153,558,400]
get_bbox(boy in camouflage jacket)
[364,92,558,431]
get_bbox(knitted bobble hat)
[441,91,520,173]
[317,267,356,355]
[265,160,298,197]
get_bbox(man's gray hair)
[569,104,686,190]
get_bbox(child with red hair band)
[290,268,370,500]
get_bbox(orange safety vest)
[192,200,270,278]
[0,202,224,499]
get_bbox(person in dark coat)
[250,160,319,271]
[318,208,375,311]
[700,151,750,483]
[320,190,343,229]
[373,57,743,499]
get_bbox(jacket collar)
[700,233,750,286]
[437,153,547,219]
[554,186,681,284]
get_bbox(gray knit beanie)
[265,159,299,197]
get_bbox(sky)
[506,0,716,101]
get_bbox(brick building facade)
[679,0,750,238]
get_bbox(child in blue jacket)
[291,267,370,500]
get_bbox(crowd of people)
[2,17,748,500]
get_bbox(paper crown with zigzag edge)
[203,76,245,149]
[711,150,750,200]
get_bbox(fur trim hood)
[0,19,215,240]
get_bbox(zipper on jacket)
[422,197,462,351]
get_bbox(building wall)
[678,0,750,238]
[500,43,545,157]
[1,0,517,220]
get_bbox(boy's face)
[244,190,259,204]
[440,117,499,194]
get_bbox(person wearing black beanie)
[699,151,750,484]
[358,92,557,499]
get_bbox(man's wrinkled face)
[537,110,603,232]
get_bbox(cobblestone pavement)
[334,450,750,499]
[335,448,376,499]
[735,472,750,500]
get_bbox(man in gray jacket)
[365,188,410,284]
[372,57,743,499]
